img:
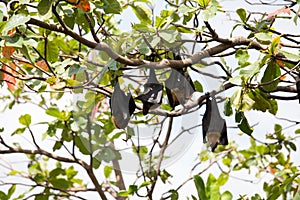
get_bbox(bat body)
[136,69,163,115]
[202,93,228,152]
[110,81,136,129]
[165,68,195,109]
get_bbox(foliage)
[0,0,299,199]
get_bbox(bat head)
[206,131,221,152]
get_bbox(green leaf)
[53,141,62,151]
[38,0,52,16]
[217,173,229,186]
[270,36,281,55]
[128,185,138,195]
[255,32,272,42]
[236,112,253,135]
[49,178,69,189]
[132,145,148,158]
[206,174,220,199]
[7,184,16,199]
[261,61,280,92]
[198,0,210,8]
[236,8,247,22]
[194,80,203,92]
[178,5,196,15]
[194,175,208,200]
[169,189,179,200]
[202,3,218,21]
[221,191,233,200]
[104,166,113,178]
[101,0,122,14]
[37,40,59,63]
[238,116,253,135]
[2,14,30,34]
[235,49,250,67]
[131,3,152,24]
[224,98,233,116]
[132,23,155,33]
[295,129,300,134]
[75,135,91,155]
[19,114,31,127]
[12,127,26,135]
[0,191,7,200]
[45,108,70,121]
[159,29,178,43]
[139,181,151,188]
[118,190,129,197]
[160,169,172,184]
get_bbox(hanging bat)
[110,80,136,129]
[165,68,195,109]
[202,93,228,152]
[136,68,163,115]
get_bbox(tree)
[0,0,300,199]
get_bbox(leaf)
[38,0,52,15]
[236,8,247,22]
[2,46,15,58]
[1,64,17,91]
[131,3,152,24]
[45,108,70,121]
[49,178,69,189]
[224,98,233,116]
[37,40,59,62]
[169,189,179,200]
[194,80,203,92]
[221,191,233,200]
[118,190,129,197]
[101,0,122,14]
[7,184,16,199]
[270,36,281,55]
[198,0,211,8]
[159,29,178,43]
[194,175,208,200]
[128,185,138,195]
[104,166,113,178]
[238,115,253,135]
[261,61,280,92]
[36,60,49,72]
[255,32,272,42]
[19,114,31,127]
[295,129,300,134]
[235,49,250,67]
[76,0,90,12]
[2,14,30,34]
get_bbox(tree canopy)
[0,0,300,199]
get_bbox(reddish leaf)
[267,7,291,21]
[275,59,284,67]
[36,60,49,72]
[2,46,15,59]
[2,64,17,91]
[76,0,90,12]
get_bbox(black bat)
[136,68,163,115]
[165,68,195,109]
[202,93,228,152]
[297,73,300,104]
[110,80,136,129]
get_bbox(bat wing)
[111,82,136,129]
[219,119,228,145]
[202,96,211,143]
